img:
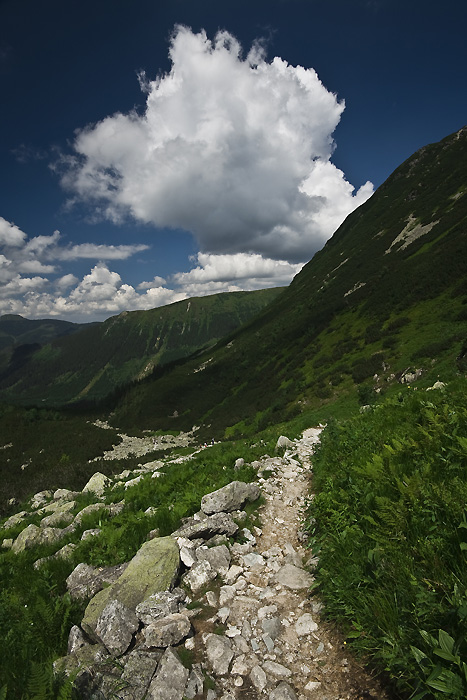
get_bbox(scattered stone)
[269,681,298,700]
[205,634,234,675]
[262,617,282,639]
[183,560,217,592]
[304,681,322,691]
[40,509,74,528]
[224,564,243,584]
[184,665,205,699]
[219,585,236,606]
[294,613,318,636]
[53,488,78,501]
[263,661,292,678]
[196,544,231,574]
[136,589,185,624]
[11,524,65,554]
[250,665,267,692]
[30,490,53,510]
[275,564,314,590]
[200,481,261,515]
[146,647,189,700]
[3,511,27,530]
[67,625,89,654]
[242,552,265,568]
[143,612,191,648]
[95,599,139,656]
[172,512,238,540]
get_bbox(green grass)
[304,377,467,699]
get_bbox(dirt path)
[209,428,391,700]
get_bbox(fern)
[22,662,52,700]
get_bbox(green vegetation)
[305,379,467,699]
[0,406,119,516]
[0,127,466,698]
[0,288,283,407]
[0,435,275,698]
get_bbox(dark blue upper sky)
[0,0,466,321]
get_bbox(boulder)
[95,599,139,656]
[143,612,191,648]
[119,649,162,700]
[146,647,189,700]
[11,524,65,554]
[40,509,74,528]
[3,511,27,530]
[66,562,129,601]
[183,560,217,592]
[172,512,238,540]
[200,481,261,515]
[82,472,109,496]
[30,490,53,510]
[136,589,185,625]
[53,488,78,501]
[67,625,89,654]
[82,536,179,638]
[196,544,231,575]
[276,436,294,449]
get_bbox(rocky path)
[196,429,391,700]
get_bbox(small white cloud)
[0,217,27,247]
[56,273,79,291]
[137,275,167,290]
[58,26,373,263]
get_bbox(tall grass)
[305,378,467,699]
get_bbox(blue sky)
[0,0,466,322]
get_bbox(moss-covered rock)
[81,536,179,638]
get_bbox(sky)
[0,0,466,323]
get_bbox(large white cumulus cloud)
[60,26,373,262]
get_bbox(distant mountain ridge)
[0,314,91,354]
[0,288,283,406]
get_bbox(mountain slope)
[0,288,283,406]
[111,126,467,435]
[0,315,91,368]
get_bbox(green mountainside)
[0,288,283,406]
[1,127,466,700]
[0,315,91,371]
[111,126,467,435]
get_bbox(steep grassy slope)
[112,126,467,435]
[0,288,283,406]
